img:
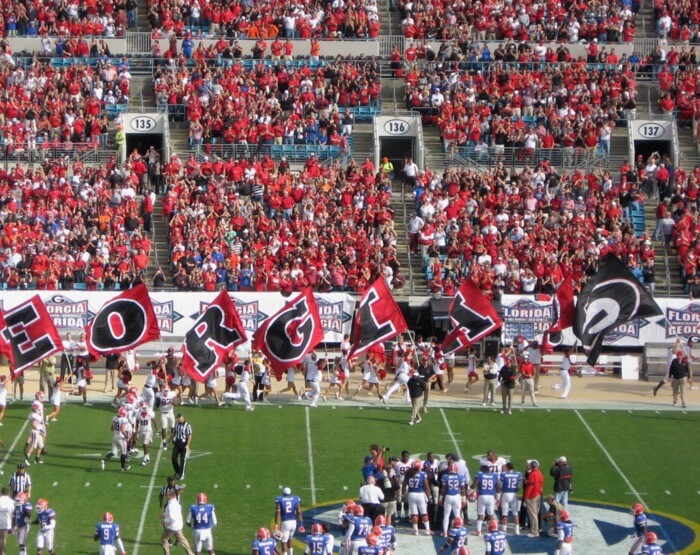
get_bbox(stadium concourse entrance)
[634,139,672,164]
[125,133,163,159]
[380,137,414,175]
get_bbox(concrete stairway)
[136,0,150,32]
[643,202,685,297]
[677,127,700,172]
[350,123,375,162]
[634,0,655,39]
[149,198,172,286]
[389,182,426,293]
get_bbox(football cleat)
[646,532,657,544]
[103,512,114,523]
[196,493,208,505]
[257,527,271,540]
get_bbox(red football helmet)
[103,512,114,523]
[632,503,645,515]
[374,515,387,526]
[257,527,271,540]
[371,525,382,536]
[467,489,478,502]
[488,519,498,532]
[311,523,324,535]
[453,516,464,528]
[343,500,356,513]
[129,386,139,396]
[35,391,45,402]
[412,460,422,471]
[559,510,570,522]
[646,532,657,544]
[36,499,49,511]
[32,401,43,412]
[353,505,364,516]
[16,492,27,504]
[197,493,208,505]
[126,393,136,405]
[118,407,127,418]
[366,533,379,546]
[449,462,459,473]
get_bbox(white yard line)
[305,407,317,506]
[575,410,678,554]
[0,417,30,472]
[439,409,463,460]
[133,446,164,555]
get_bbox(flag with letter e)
[181,290,247,382]
[441,280,503,355]
[0,296,62,375]
[253,289,324,378]
[348,277,408,359]
[574,253,662,365]
[86,283,161,357]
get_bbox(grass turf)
[0,402,697,554]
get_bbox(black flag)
[574,253,662,365]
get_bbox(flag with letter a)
[86,283,161,357]
[348,278,408,359]
[441,280,503,355]
[574,253,661,365]
[0,296,63,375]
[181,290,247,382]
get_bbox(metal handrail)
[401,180,415,295]
[663,243,672,297]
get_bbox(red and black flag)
[574,253,661,365]
[441,280,502,355]
[181,290,247,383]
[348,277,408,360]
[253,289,324,378]
[0,296,62,375]
[86,283,161,357]
[550,276,575,333]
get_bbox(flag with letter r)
[348,277,408,360]
[181,290,247,383]
[574,253,662,365]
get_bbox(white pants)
[193,528,214,552]
[384,374,409,401]
[142,387,155,407]
[442,494,462,532]
[407,491,428,516]
[500,493,518,516]
[553,370,571,398]
[558,541,573,554]
[476,494,496,517]
[224,383,251,408]
[280,519,296,542]
[160,411,175,432]
[36,528,54,551]
[309,380,320,406]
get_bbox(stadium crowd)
[654,0,700,42]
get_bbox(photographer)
[369,444,387,471]
[550,456,573,509]
[379,457,400,525]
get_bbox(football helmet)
[162,386,170,393]
[453,516,464,528]
[366,533,379,546]
[129,386,139,396]
[449,462,459,473]
[412,460,422,471]
[353,505,364,516]
[36,499,49,511]
[16,492,28,504]
[343,500,356,513]
[257,527,271,540]
[467,489,478,502]
[632,502,645,515]
[311,523,324,535]
[103,512,114,523]
[32,401,43,412]
[35,391,45,402]
[118,407,127,418]
[646,532,657,544]
[559,510,570,522]
[126,393,137,404]
[197,493,208,505]
[374,515,387,526]
[487,519,498,532]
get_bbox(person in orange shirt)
[518,352,537,406]
[310,38,320,61]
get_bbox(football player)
[639,532,662,555]
[498,462,522,534]
[356,533,382,555]
[275,487,303,555]
[101,406,131,471]
[136,402,158,465]
[142,365,159,408]
[555,509,574,555]
[439,462,468,537]
[252,527,277,555]
[395,451,414,521]
[480,451,508,476]
[629,503,648,555]
[304,523,332,555]
[33,498,55,555]
[94,512,126,555]
[222,360,253,411]
[484,519,508,554]
[374,518,396,555]
[439,516,469,554]
[402,460,433,536]
[344,505,372,555]
[24,400,46,466]
[382,355,411,405]
[338,500,357,531]
[186,492,218,555]
[12,491,32,555]
[471,465,498,536]
[158,385,178,449]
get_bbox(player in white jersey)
[383,356,411,405]
[158,386,178,449]
[395,451,415,521]
[136,402,158,465]
[223,361,254,411]
[25,402,47,466]
[101,407,132,471]
[308,358,325,408]
[142,366,159,408]
[480,450,508,476]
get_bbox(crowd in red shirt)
[653,0,699,42]
[0,157,152,291]
[656,58,700,132]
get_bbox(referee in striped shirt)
[170,413,192,480]
[8,464,31,499]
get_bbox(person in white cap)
[550,456,573,509]
[519,352,538,406]
[274,487,302,555]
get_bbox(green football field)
[0,401,698,555]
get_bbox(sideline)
[305,407,317,506]
[574,409,678,554]
[132,445,164,555]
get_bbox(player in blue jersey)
[498,462,522,534]
[555,509,574,555]
[304,523,332,555]
[252,527,278,555]
[439,516,469,554]
[439,462,468,537]
[12,491,32,555]
[33,498,55,555]
[374,516,396,554]
[629,502,648,555]
[484,519,508,554]
[402,460,434,536]
[344,505,373,555]
[94,512,126,555]
[639,532,662,555]
[186,492,218,555]
[275,487,303,555]
[356,533,383,555]
[471,465,498,536]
